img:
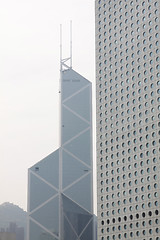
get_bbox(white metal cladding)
[28,68,94,240]
[95,0,160,240]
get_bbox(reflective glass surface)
[62,194,92,236]
[29,220,58,240]
[64,129,91,166]
[62,150,90,189]
[80,220,93,240]
[62,69,89,101]
[31,196,59,236]
[62,106,89,144]
[64,86,91,122]
[30,173,57,212]
[63,174,92,212]
[63,217,78,240]
[28,67,94,240]
[30,150,59,189]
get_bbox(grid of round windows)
[96,0,160,239]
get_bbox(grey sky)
[0,0,95,210]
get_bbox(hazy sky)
[0,0,95,210]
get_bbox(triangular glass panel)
[29,173,58,212]
[64,129,91,166]
[64,86,91,122]
[62,69,90,101]
[30,150,59,189]
[30,196,59,237]
[63,174,92,212]
[62,150,90,189]
[63,215,78,240]
[62,194,92,236]
[80,219,93,240]
[29,219,58,240]
[62,107,89,144]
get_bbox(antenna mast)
[70,20,72,69]
[60,21,73,70]
[60,24,62,71]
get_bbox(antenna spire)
[60,21,73,70]
[70,20,72,68]
[60,24,62,71]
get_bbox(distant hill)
[0,202,27,237]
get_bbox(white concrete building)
[95,0,160,239]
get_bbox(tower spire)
[60,21,73,70]
[70,20,72,69]
[60,24,62,71]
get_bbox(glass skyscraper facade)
[95,0,160,239]
[28,64,94,239]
